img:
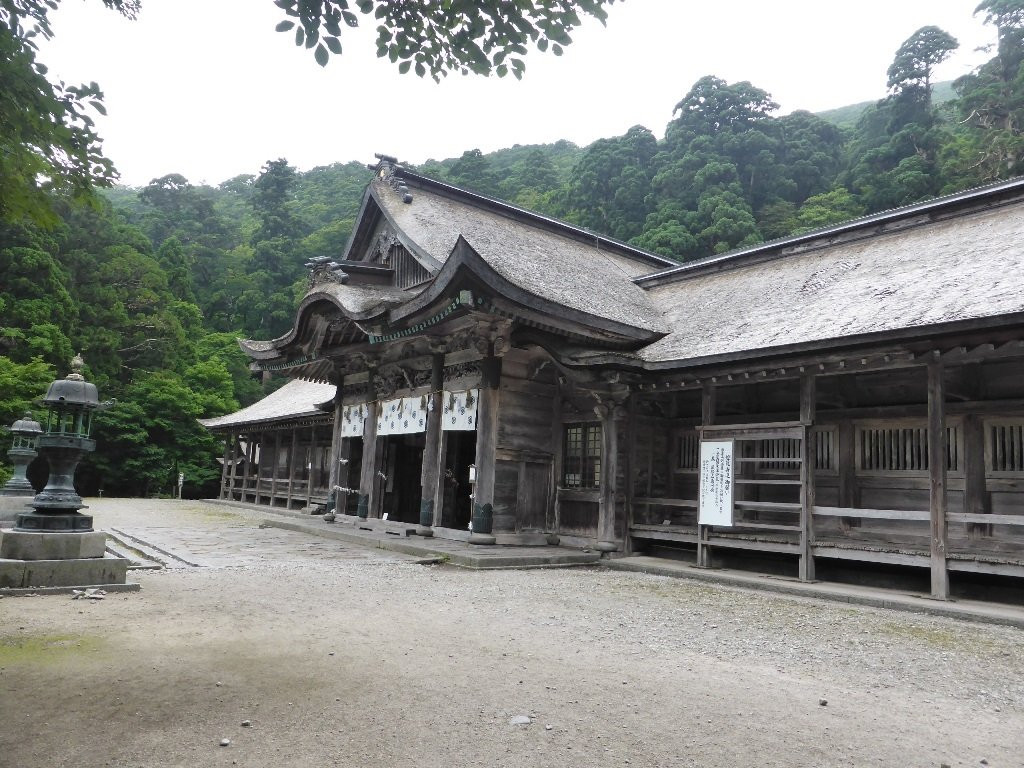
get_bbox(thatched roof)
[199,379,335,430]
[636,196,1024,364]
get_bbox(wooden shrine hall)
[203,156,1024,599]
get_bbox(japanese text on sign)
[699,440,734,526]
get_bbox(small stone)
[819,699,827,707]
[241,720,251,727]
[545,724,553,731]
[509,715,531,726]
[219,739,230,747]
[980,760,988,766]
[216,682,222,687]
[328,652,335,656]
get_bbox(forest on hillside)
[3,2,1024,498]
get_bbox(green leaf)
[314,44,329,66]
[414,61,425,77]
[398,60,412,74]
[275,20,295,32]
[325,36,342,55]
[294,27,304,46]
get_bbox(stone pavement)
[55,498,1024,628]
[212,500,602,570]
[94,499,431,570]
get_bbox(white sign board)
[698,440,734,526]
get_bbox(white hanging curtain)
[376,396,428,435]
[442,389,479,432]
[340,404,367,438]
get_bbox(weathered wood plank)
[813,505,930,521]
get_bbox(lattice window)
[749,437,802,470]
[857,423,960,473]
[563,423,601,489]
[812,428,837,473]
[677,431,699,471]
[987,420,1024,475]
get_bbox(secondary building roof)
[199,379,336,430]
[635,179,1024,366]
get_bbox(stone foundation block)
[0,530,107,560]
[0,556,128,588]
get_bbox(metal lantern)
[13,354,109,533]
[1,411,43,494]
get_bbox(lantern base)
[0,529,106,560]
[14,511,93,532]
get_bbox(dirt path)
[1,499,1022,767]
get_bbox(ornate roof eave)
[382,236,664,347]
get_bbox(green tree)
[952,1,1024,180]
[273,0,617,77]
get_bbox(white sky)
[39,0,996,187]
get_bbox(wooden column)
[240,436,254,501]
[218,434,231,500]
[837,420,857,531]
[697,383,716,568]
[358,372,380,520]
[624,395,638,555]
[305,425,315,509]
[964,414,991,539]
[327,377,345,514]
[928,360,949,599]
[469,354,501,544]
[269,430,282,506]
[417,352,445,536]
[595,398,626,554]
[286,427,299,508]
[799,374,816,582]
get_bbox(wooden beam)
[928,361,949,599]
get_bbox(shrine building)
[202,156,1024,599]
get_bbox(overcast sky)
[39,0,996,187]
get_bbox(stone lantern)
[1,411,42,495]
[13,354,107,533]
[0,356,129,587]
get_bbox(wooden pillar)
[799,374,816,582]
[928,360,949,599]
[964,414,991,539]
[286,427,299,508]
[358,371,380,520]
[269,430,282,506]
[327,377,345,513]
[417,353,445,536]
[624,394,638,555]
[305,425,315,509]
[469,354,501,544]
[837,420,858,530]
[218,434,230,500]
[697,383,716,568]
[240,435,254,501]
[256,431,268,505]
[595,398,625,553]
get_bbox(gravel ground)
[1,500,1023,767]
